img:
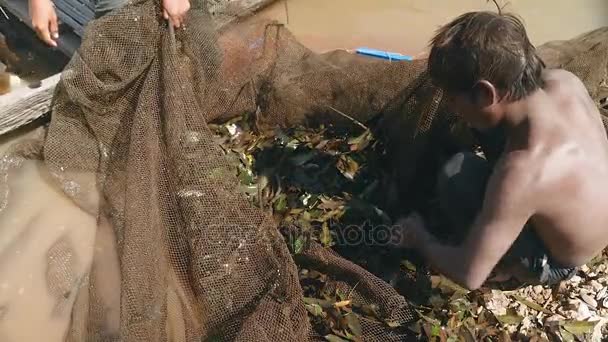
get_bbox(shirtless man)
[393,11,608,290]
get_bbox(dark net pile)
[1,0,607,340]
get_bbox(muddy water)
[0,127,98,342]
[253,0,608,54]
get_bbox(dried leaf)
[303,297,334,309]
[347,130,373,152]
[433,275,469,295]
[446,335,459,342]
[416,310,441,326]
[318,197,344,211]
[459,325,476,342]
[385,320,402,328]
[324,334,349,342]
[336,155,360,180]
[497,330,512,342]
[580,293,598,308]
[334,300,352,308]
[511,294,552,314]
[359,304,380,319]
[344,313,362,337]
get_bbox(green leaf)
[293,236,305,254]
[401,260,417,272]
[273,194,288,212]
[305,303,324,317]
[324,334,349,342]
[320,222,333,247]
[496,309,523,325]
[561,320,597,336]
[559,327,576,342]
[430,324,442,337]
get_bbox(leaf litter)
[212,113,608,341]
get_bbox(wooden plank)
[0,74,60,136]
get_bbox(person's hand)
[162,0,190,28]
[392,212,428,249]
[29,0,59,47]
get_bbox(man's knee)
[437,152,489,197]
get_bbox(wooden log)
[0,74,60,136]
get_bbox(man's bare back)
[394,11,608,289]
[501,69,608,267]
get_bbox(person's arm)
[162,0,190,28]
[29,0,59,47]
[398,158,534,290]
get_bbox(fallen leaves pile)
[211,114,608,341]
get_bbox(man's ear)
[471,80,498,106]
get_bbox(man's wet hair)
[428,11,546,101]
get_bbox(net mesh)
[0,0,607,341]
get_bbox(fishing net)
[0,0,607,340]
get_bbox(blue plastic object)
[355,47,413,61]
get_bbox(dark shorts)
[94,0,128,18]
[437,151,577,286]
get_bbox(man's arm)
[405,159,534,290]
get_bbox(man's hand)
[29,0,59,47]
[162,0,190,28]
[392,212,429,249]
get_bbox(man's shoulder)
[543,69,586,93]
[489,151,539,195]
